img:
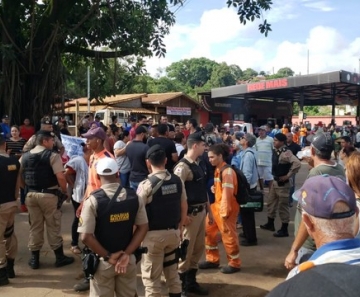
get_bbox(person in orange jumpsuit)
[198,143,241,274]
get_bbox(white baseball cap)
[96,158,118,175]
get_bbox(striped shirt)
[255,136,273,167]
[6,138,26,156]
[287,238,360,279]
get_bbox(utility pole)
[87,66,90,112]
[307,49,309,74]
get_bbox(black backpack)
[219,164,250,205]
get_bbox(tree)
[0,0,273,123]
[0,0,182,123]
[277,67,295,77]
[166,58,219,89]
[209,63,237,88]
[241,68,258,81]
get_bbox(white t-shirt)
[356,132,360,143]
[175,143,184,156]
[113,140,131,173]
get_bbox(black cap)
[188,132,206,142]
[37,130,55,137]
[2,115,9,119]
[307,132,334,152]
[130,116,137,122]
[146,144,164,159]
[41,118,52,125]
[274,133,287,142]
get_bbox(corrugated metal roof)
[58,105,158,115]
[142,92,198,104]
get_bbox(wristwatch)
[104,252,112,261]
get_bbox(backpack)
[219,164,250,205]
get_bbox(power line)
[173,0,191,15]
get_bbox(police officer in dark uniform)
[260,133,301,237]
[0,135,20,286]
[78,157,148,297]
[20,130,74,269]
[137,145,188,297]
[174,132,211,296]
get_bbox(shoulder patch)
[283,150,292,158]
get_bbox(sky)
[145,0,360,77]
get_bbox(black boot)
[0,267,9,286]
[6,258,15,278]
[169,293,182,297]
[186,269,209,295]
[260,217,275,231]
[54,245,74,267]
[73,278,90,292]
[273,223,289,237]
[28,250,40,269]
[179,272,187,297]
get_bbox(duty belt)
[28,188,58,195]
[188,204,205,216]
[150,225,178,231]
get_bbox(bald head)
[286,133,293,144]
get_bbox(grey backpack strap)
[149,174,167,195]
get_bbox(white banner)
[166,106,191,116]
[61,134,86,158]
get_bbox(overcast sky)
[145,0,360,77]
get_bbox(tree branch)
[68,1,100,35]
[63,44,133,58]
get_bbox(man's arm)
[56,172,67,193]
[179,181,188,227]
[171,152,179,163]
[284,218,309,269]
[22,136,35,152]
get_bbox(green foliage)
[166,58,219,88]
[242,68,259,81]
[293,103,332,116]
[277,67,294,77]
[227,0,272,36]
[0,0,273,123]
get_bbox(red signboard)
[247,78,288,92]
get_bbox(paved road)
[2,162,310,297]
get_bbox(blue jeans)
[120,172,130,188]
[130,181,140,192]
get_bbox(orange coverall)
[205,163,241,268]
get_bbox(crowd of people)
[1,111,360,297]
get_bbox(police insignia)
[7,165,17,171]
[175,167,182,174]
[161,184,177,195]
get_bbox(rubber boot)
[28,250,40,269]
[273,223,289,237]
[169,293,182,297]
[186,269,209,295]
[73,278,90,292]
[6,258,15,278]
[179,272,188,297]
[0,267,9,286]
[54,245,75,267]
[260,217,275,231]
